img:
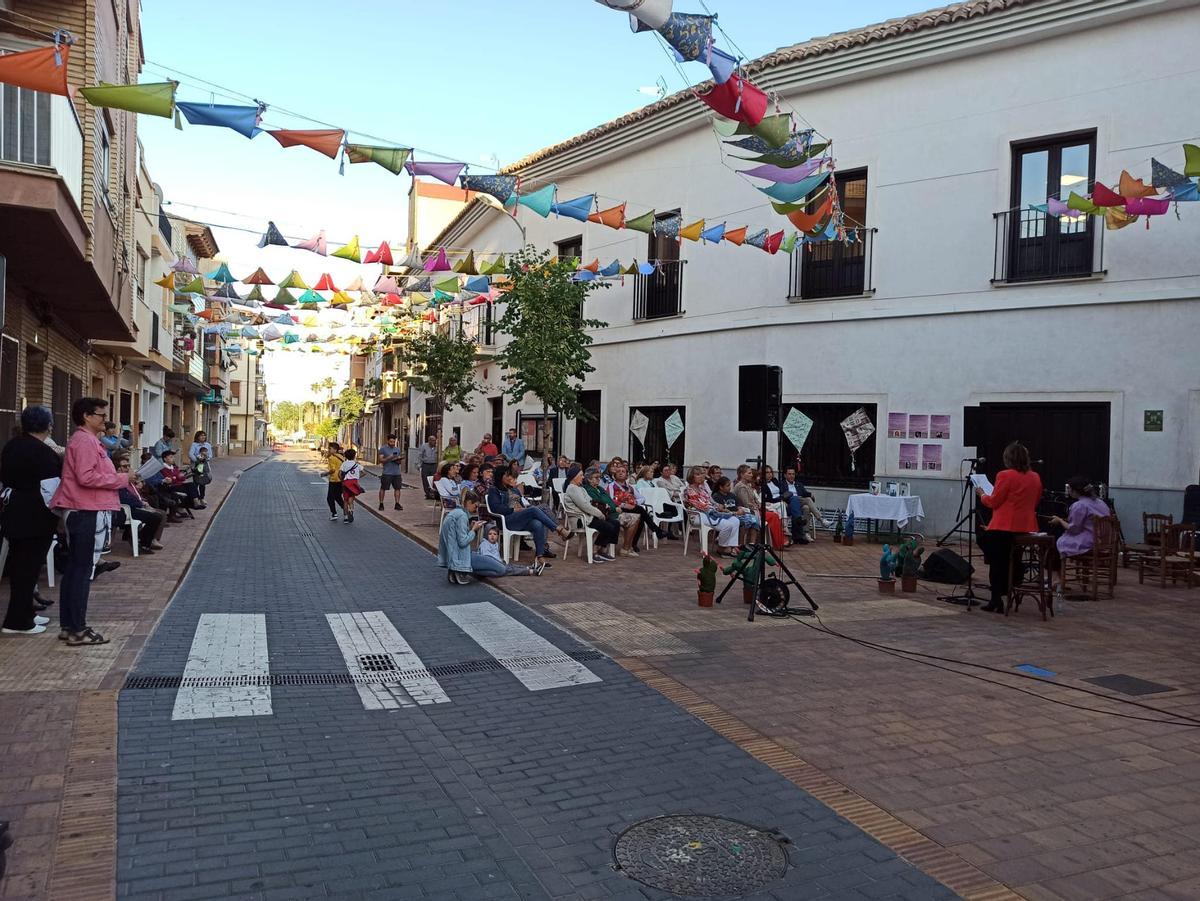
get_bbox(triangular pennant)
[764,230,784,255]
[332,236,361,262]
[620,262,638,275]
[516,184,556,218]
[374,275,400,293]
[1170,181,1199,202]
[257,221,287,248]
[696,74,768,127]
[404,159,466,185]
[458,250,478,276]
[244,285,266,302]
[723,226,748,246]
[700,222,726,244]
[278,270,309,290]
[293,231,327,255]
[779,232,799,254]
[1184,144,1200,178]
[400,246,424,269]
[0,43,72,96]
[423,248,451,272]
[1066,191,1099,214]
[177,101,262,139]
[297,289,325,305]
[637,262,656,276]
[172,257,198,274]
[1151,158,1190,189]
[588,203,626,229]
[363,242,393,266]
[1090,183,1125,207]
[153,271,175,290]
[599,260,621,277]
[744,228,769,249]
[481,254,506,275]
[434,276,461,293]
[79,81,177,118]
[1104,207,1137,230]
[269,128,345,159]
[656,13,713,62]
[786,195,835,232]
[461,174,518,204]
[626,210,656,233]
[343,275,364,291]
[345,144,410,174]
[213,283,242,300]
[551,194,595,222]
[572,270,596,282]
[242,267,273,285]
[679,219,705,242]
[759,171,830,204]
[749,114,792,149]
[705,46,739,85]
[272,287,297,306]
[180,275,205,294]
[206,262,235,283]
[313,273,338,291]
[1125,196,1170,216]
[465,275,490,293]
[1117,170,1156,199]
[653,214,681,240]
[582,258,600,273]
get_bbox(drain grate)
[123,649,606,690]
[1084,673,1176,696]
[613,814,789,897]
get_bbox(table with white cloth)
[844,493,925,538]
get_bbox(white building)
[417,0,1200,534]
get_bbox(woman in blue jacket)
[438,490,485,585]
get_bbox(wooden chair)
[1123,512,1173,567]
[1138,523,1196,589]
[1063,514,1119,601]
[1007,534,1055,620]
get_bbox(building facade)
[227,349,266,454]
[420,0,1200,534]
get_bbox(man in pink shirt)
[50,397,129,646]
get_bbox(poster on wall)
[908,414,930,439]
[887,412,907,438]
[782,407,814,452]
[899,443,919,470]
[841,407,875,472]
[921,444,943,471]
[930,414,951,439]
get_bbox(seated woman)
[471,524,545,578]
[562,464,621,561]
[506,458,542,501]
[459,462,480,492]
[436,461,462,509]
[713,475,761,545]
[705,464,724,495]
[655,463,685,503]
[487,470,569,560]
[584,466,641,557]
[113,452,166,551]
[1045,475,1111,605]
[609,461,666,545]
[733,465,785,548]
[438,489,485,585]
[683,466,741,555]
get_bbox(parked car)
[308,440,319,450]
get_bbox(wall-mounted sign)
[1144,410,1164,432]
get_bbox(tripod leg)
[771,552,819,614]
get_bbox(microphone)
[963,456,986,463]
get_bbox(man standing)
[418,436,439,499]
[501,428,526,463]
[323,442,346,521]
[50,397,130,646]
[152,427,175,459]
[377,433,404,512]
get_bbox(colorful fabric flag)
[293,231,327,255]
[177,102,262,139]
[759,171,829,203]
[272,287,297,306]
[363,242,393,265]
[626,210,656,233]
[480,255,506,275]
[1066,192,1099,214]
[581,259,601,273]
[700,222,726,243]
[786,194,834,232]
[243,267,273,285]
[1151,158,1190,189]
[764,230,784,254]
[656,13,712,62]
[346,144,410,174]
[332,236,361,262]
[1184,145,1200,178]
[399,246,424,270]
[517,184,556,217]
[748,114,792,149]
[664,409,684,448]
[744,228,769,249]
[705,46,739,84]
[312,273,338,291]
[244,285,266,302]
[0,42,72,96]
[375,275,400,293]
[723,226,748,246]
[433,276,461,293]
[405,159,466,185]
[79,81,177,119]
[588,203,627,229]
[465,275,490,292]
[679,219,705,242]
[206,262,235,283]
[552,194,595,222]
[172,257,199,274]
[751,140,826,170]
[1104,207,1137,230]
[179,275,205,294]
[423,247,451,272]
[653,214,681,239]
[269,128,345,159]
[456,250,478,275]
[599,260,621,277]
[1090,183,1124,207]
[696,74,767,127]
[278,270,309,290]
[1117,170,1156,199]
[739,158,825,184]
[343,275,364,291]
[257,221,287,248]
[1125,196,1170,216]
[1170,181,1199,202]
[461,174,518,204]
[779,232,798,254]
[153,271,175,290]
[297,289,324,304]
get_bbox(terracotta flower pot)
[878,578,896,594]
[743,587,755,605]
[901,576,917,593]
[697,590,714,608]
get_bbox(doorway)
[975,401,1110,492]
[489,396,503,446]
[575,390,601,465]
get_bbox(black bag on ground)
[919,547,974,584]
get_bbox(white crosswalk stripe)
[172,614,272,720]
[326,611,451,710]
[439,602,602,691]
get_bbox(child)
[338,449,364,523]
[472,526,545,577]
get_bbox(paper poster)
[629,409,649,447]
[930,414,950,440]
[782,407,814,452]
[908,414,929,439]
[922,444,942,471]
[899,443,918,470]
[887,412,907,438]
[840,407,875,452]
[664,409,684,449]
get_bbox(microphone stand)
[938,458,981,610]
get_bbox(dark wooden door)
[574,390,601,465]
[978,402,1110,493]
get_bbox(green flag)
[79,81,177,119]
[346,144,410,175]
[626,210,656,233]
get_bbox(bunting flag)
[172,257,199,274]
[465,275,490,292]
[705,46,739,84]
[297,289,324,305]
[244,285,266,302]
[1171,181,1199,202]
[656,13,713,62]
[278,270,309,290]
[599,260,621,277]
[269,128,345,159]
[764,230,784,254]
[433,276,461,293]
[700,222,726,243]
[740,158,826,183]
[786,194,834,231]
[375,275,400,293]
[572,270,596,282]
[758,171,830,204]
[1126,196,1170,216]
[1090,183,1124,207]
[746,114,792,149]
[1184,145,1200,178]
[480,254,506,275]
[696,74,768,127]
[552,194,595,222]
[206,262,235,283]
[461,174,518,204]
[620,262,638,275]
[626,210,656,233]
[293,231,327,255]
[405,159,466,184]
[653,214,681,239]
[516,184,556,217]
[362,241,393,265]
[1118,170,1157,199]
[744,228,769,249]
[272,287,297,306]
[331,236,361,262]
[779,232,799,254]
[0,42,72,96]
[346,144,410,174]
[257,221,287,248]
[213,283,241,300]
[423,247,451,271]
[637,262,656,275]
[177,101,263,139]
[723,226,748,246]
[179,275,205,294]
[1105,207,1137,230]
[153,271,175,290]
[1151,158,1190,189]
[582,258,600,273]
[588,202,627,229]
[79,81,177,119]
[243,267,273,285]
[312,273,338,291]
[1065,192,1099,215]
[455,250,478,275]
[344,275,364,291]
[680,219,705,241]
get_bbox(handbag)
[39,477,61,507]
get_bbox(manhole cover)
[356,654,397,672]
[613,814,788,897]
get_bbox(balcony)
[380,373,409,400]
[165,348,209,396]
[992,209,1103,284]
[461,303,496,349]
[633,260,685,321]
[788,229,877,300]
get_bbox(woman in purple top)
[1046,475,1111,603]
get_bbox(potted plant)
[723,548,777,604]
[901,542,924,593]
[843,512,856,547]
[878,544,897,593]
[696,554,717,607]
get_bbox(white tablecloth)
[845,494,925,528]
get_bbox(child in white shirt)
[338,449,364,523]
[472,526,545,577]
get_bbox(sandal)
[65,628,109,646]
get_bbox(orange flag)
[313,273,338,291]
[723,226,748,246]
[587,203,626,229]
[582,258,600,273]
[786,195,834,232]
[1117,170,1156,199]
[0,44,71,97]
[269,128,345,159]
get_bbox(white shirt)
[339,460,363,481]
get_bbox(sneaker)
[394,503,403,511]
[330,513,339,521]
[595,552,615,562]
[34,615,49,626]
[532,561,546,576]
[93,561,121,578]
[627,548,640,558]
[378,502,384,511]
[149,540,164,550]
[2,624,47,635]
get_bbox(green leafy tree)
[300,400,320,430]
[494,246,607,461]
[314,418,338,441]
[404,327,480,453]
[335,387,366,425]
[270,400,300,433]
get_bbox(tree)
[271,400,300,434]
[494,246,607,460]
[314,418,338,442]
[404,327,480,453]
[335,387,365,425]
[300,400,320,430]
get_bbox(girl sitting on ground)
[473,525,545,578]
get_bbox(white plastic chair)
[424,475,437,503]
[121,504,142,557]
[0,536,57,588]
[681,507,714,557]
[550,477,566,518]
[640,487,684,550]
[484,495,533,564]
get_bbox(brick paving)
[0,451,270,901]
[355,458,1200,901]
[113,454,956,900]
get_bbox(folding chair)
[640,487,684,550]
[484,496,533,564]
[681,507,714,557]
[121,504,142,557]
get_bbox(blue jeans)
[59,510,106,634]
[504,507,558,555]
[470,553,528,577]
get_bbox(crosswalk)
[169,602,601,721]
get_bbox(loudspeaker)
[919,547,974,584]
[738,365,782,431]
[962,406,983,447]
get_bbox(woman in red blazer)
[976,442,1042,612]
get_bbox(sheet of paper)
[969,473,993,496]
[136,457,164,480]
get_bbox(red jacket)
[50,427,129,512]
[981,468,1042,532]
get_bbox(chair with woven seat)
[1063,513,1119,601]
[1122,512,1173,568]
[1138,523,1196,589]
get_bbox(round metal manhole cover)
[612,814,789,897]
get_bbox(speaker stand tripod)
[937,461,981,610]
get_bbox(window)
[0,82,52,167]
[778,402,877,490]
[51,367,69,445]
[792,170,873,299]
[634,210,683,320]
[556,236,582,263]
[628,406,685,471]
[0,335,17,442]
[97,125,111,198]
[229,423,239,441]
[150,311,160,351]
[136,250,148,304]
[231,380,241,402]
[516,411,559,458]
[999,131,1098,282]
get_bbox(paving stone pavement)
[115,455,958,901]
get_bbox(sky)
[137,0,938,402]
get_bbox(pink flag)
[293,231,327,255]
[423,247,451,272]
[374,275,400,293]
[1125,196,1170,216]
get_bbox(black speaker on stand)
[738,365,782,432]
